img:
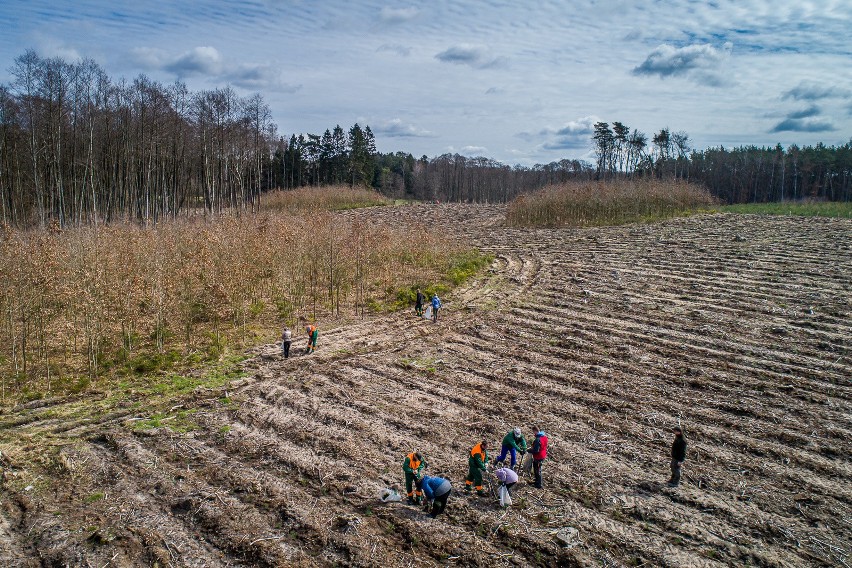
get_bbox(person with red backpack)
[530,427,548,489]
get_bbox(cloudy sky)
[1,0,851,165]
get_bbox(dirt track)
[1,204,850,567]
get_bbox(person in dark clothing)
[669,426,687,487]
[529,428,548,489]
[415,289,425,317]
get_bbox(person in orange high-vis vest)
[464,440,489,495]
[402,452,426,504]
[305,324,318,354]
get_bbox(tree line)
[268,124,377,190]
[279,121,852,205]
[0,50,284,228]
[591,121,852,203]
[0,50,390,228]
[2,49,850,229]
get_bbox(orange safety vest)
[470,443,486,462]
[406,452,422,470]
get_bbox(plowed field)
[1,204,850,567]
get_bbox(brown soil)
[1,204,850,567]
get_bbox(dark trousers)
[430,489,451,517]
[533,459,543,488]
[504,481,516,495]
[432,307,439,322]
[670,459,682,485]
[282,341,291,358]
[465,467,484,492]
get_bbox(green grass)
[84,492,105,503]
[132,409,201,433]
[391,250,493,311]
[141,355,247,397]
[397,356,440,374]
[446,251,494,285]
[716,201,852,218]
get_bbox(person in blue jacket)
[430,294,442,322]
[416,475,452,518]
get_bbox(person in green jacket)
[494,427,527,468]
[464,440,489,495]
[305,324,318,354]
[402,451,426,504]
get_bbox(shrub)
[506,179,716,228]
[0,206,477,404]
[259,185,390,212]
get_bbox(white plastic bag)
[499,485,513,507]
[423,305,433,320]
[379,488,402,503]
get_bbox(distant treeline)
[590,121,852,204]
[0,50,287,228]
[354,140,852,206]
[1,50,850,228]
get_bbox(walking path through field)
[1,204,850,567]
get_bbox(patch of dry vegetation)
[0,207,470,405]
[506,179,716,227]
[259,185,390,212]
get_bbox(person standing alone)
[668,426,687,487]
[281,326,292,358]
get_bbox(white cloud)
[771,117,836,133]
[782,81,852,101]
[521,116,600,151]
[164,46,223,76]
[435,44,507,69]
[226,64,301,92]
[3,0,852,164]
[770,105,836,133]
[371,118,436,138]
[632,42,733,87]
[379,7,419,24]
[376,43,411,57]
[459,145,488,156]
[129,45,297,91]
[130,47,169,68]
[37,42,83,62]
